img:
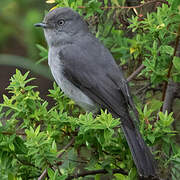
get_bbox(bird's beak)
[34,22,48,28]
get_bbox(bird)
[35,7,156,178]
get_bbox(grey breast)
[48,46,98,113]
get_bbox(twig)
[135,83,151,95]
[57,137,75,158]
[2,131,26,136]
[78,0,169,10]
[38,137,75,180]
[38,169,47,180]
[66,168,128,180]
[127,64,145,82]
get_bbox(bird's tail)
[121,120,156,178]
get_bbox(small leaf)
[47,168,54,179]
[8,173,15,180]
[9,143,15,151]
[173,56,180,71]
[160,45,174,56]
[130,47,137,54]
[51,140,57,152]
[35,125,40,135]
[147,135,155,144]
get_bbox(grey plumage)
[35,7,156,178]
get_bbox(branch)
[38,137,75,180]
[57,137,75,158]
[162,81,178,113]
[66,168,128,180]
[78,0,169,10]
[1,131,26,136]
[161,24,180,110]
[127,64,145,82]
[135,83,152,95]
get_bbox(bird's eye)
[57,19,65,26]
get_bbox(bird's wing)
[107,66,139,123]
[59,44,133,124]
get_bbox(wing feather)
[59,44,131,122]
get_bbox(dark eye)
[57,19,65,26]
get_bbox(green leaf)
[173,56,180,71]
[147,135,155,144]
[128,167,137,180]
[51,140,57,152]
[114,173,126,180]
[160,45,174,56]
[47,168,54,179]
[14,136,27,154]
[36,44,48,64]
[95,174,101,180]
[9,143,15,151]
[148,99,162,112]
[8,173,15,180]
[171,0,180,10]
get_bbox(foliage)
[0,0,46,60]
[128,1,180,84]
[0,70,179,180]
[1,0,180,179]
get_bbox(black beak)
[34,23,48,28]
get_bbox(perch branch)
[66,168,128,180]
[127,64,145,82]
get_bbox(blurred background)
[0,0,55,105]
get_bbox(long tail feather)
[121,120,156,177]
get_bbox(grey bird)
[35,7,156,178]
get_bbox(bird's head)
[35,7,89,47]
